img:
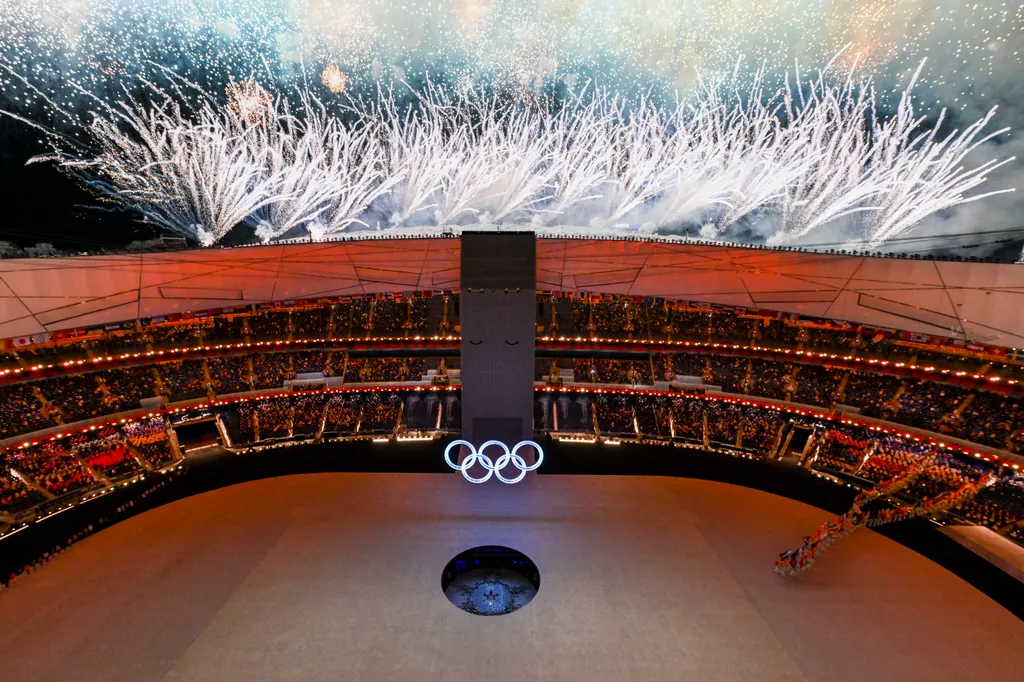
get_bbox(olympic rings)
[444,440,544,484]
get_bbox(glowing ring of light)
[444,440,544,484]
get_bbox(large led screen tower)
[459,232,537,444]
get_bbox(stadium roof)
[1,237,1023,347]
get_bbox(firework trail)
[2,55,1015,248]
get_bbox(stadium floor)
[0,473,1022,681]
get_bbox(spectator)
[291,308,329,339]
[594,394,636,434]
[706,401,743,445]
[40,375,107,423]
[0,384,54,438]
[248,311,290,340]
[292,394,327,435]
[105,366,160,409]
[123,417,176,467]
[252,353,294,389]
[793,365,844,407]
[159,360,208,401]
[893,380,968,431]
[207,355,252,394]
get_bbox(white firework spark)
[9,57,1014,248]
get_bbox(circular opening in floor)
[441,545,540,616]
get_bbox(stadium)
[2,2,1024,680]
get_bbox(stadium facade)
[1,236,1023,347]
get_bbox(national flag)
[1008,348,1024,362]
[871,333,886,343]
[910,333,928,343]
[12,336,32,347]
[30,333,50,344]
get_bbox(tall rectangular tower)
[459,232,537,444]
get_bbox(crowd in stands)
[748,361,793,400]
[573,359,653,385]
[901,454,990,501]
[206,316,244,343]
[122,417,176,467]
[236,403,258,442]
[669,395,705,441]
[13,442,97,497]
[792,365,844,407]
[893,381,969,431]
[358,392,402,432]
[741,408,784,452]
[408,297,429,333]
[350,299,372,336]
[372,299,409,335]
[0,470,45,516]
[960,474,1024,531]
[707,356,747,392]
[147,321,204,348]
[76,428,140,480]
[292,395,327,435]
[256,400,293,439]
[229,391,443,444]
[3,292,1024,467]
[594,394,636,434]
[248,311,290,340]
[666,352,698,379]
[294,350,331,375]
[207,355,252,394]
[0,415,184,516]
[105,366,160,409]
[44,375,107,423]
[840,372,902,416]
[948,392,1024,450]
[291,308,329,339]
[0,384,51,438]
[252,353,293,389]
[159,359,208,401]
[4,378,1023,552]
[324,394,360,433]
[706,401,744,445]
[343,357,424,383]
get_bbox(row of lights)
[540,335,1020,385]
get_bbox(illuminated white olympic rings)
[444,440,544,484]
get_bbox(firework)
[321,65,347,94]
[4,55,1015,248]
[226,79,272,126]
